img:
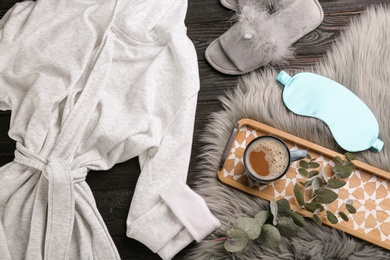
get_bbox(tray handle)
[218,123,240,171]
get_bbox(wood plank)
[113,237,163,260]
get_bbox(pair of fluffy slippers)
[206,0,324,75]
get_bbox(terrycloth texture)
[0,1,219,260]
[187,5,390,260]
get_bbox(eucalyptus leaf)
[312,177,322,191]
[294,183,305,206]
[315,188,338,204]
[277,199,291,217]
[308,170,319,178]
[276,217,297,237]
[304,202,324,213]
[306,154,312,160]
[318,165,328,183]
[224,228,249,253]
[256,224,282,247]
[333,165,353,179]
[326,211,338,224]
[254,211,271,226]
[345,152,356,161]
[270,199,278,225]
[327,178,346,189]
[299,160,308,169]
[312,214,322,225]
[298,168,308,177]
[346,204,357,214]
[308,162,320,169]
[289,210,306,227]
[304,180,313,187]
[240,239,253,253]
[333,156,343,166]
[235,217,261,240]
[343,160,356,170]
[339,211,349,221]
[311,176,322,198]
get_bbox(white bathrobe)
[0,0,220,259]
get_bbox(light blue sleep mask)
[276,71,383,152]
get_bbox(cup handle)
[290,150,307,162]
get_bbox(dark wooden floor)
[0,0,389,259]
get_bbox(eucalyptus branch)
[307,195,317,203]
[216,153,357,254]
[209,237,227,242]
[293,205,304,213]
[294,153,357,225]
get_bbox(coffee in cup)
[243,136,307,183]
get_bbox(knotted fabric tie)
[14,142,87,259]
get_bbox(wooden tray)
[218,118,390,250]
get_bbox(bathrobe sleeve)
[120,2,221,253]
[119,1,220,259]
[126,95,220,260]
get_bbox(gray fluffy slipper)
[220,0,239,10]
[206,0,324,75]
[220,0,274,11]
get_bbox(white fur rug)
[187,5,390,260]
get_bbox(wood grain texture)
[0,0,389,259]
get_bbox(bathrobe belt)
[13,142,87,259]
